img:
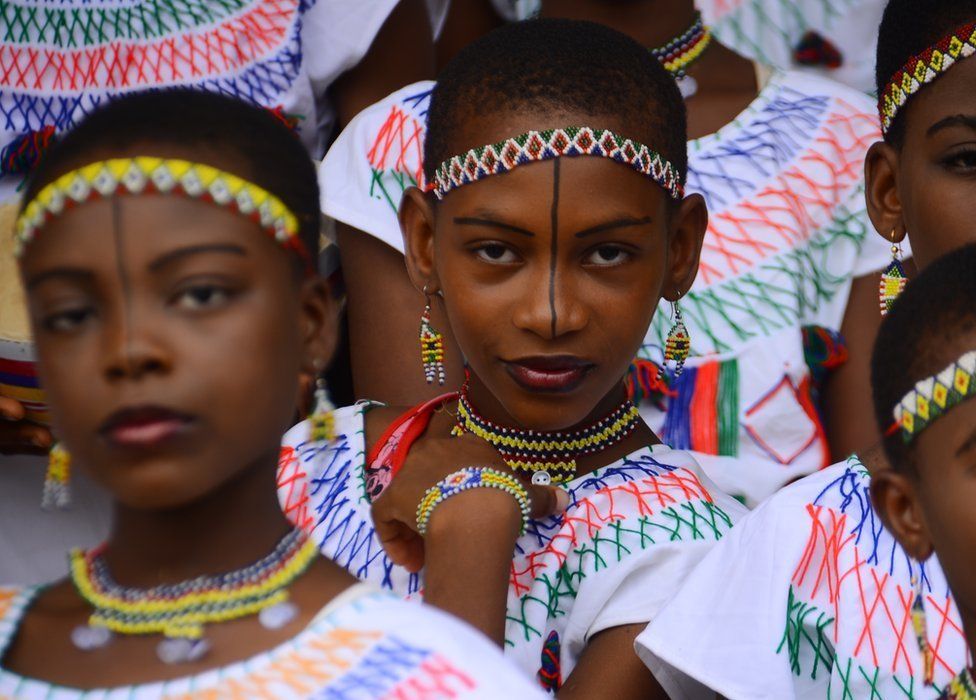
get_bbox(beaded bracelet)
[416,467,531,536]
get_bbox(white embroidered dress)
[636,457,968,699]
[277,404,746,693]
[0,583,546,699]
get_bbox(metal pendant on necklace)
[68,600,299,664]
[678,75,698,99]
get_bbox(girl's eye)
[943,148,976,171]
[474,243,520,264]
[584,245,631,267]
[42,307,94,333]
[173,284,232,310]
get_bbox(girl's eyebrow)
[453,216,536,237]
[149,243,247,271]
[573,216,654,238]
[26,267,94,290]
[927,114,976,137]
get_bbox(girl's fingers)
[527,485,570,519]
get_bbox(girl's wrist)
[416,466,530,537]
[424,486,524,542]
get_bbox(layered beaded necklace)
[943,669,976,700]
[453,386,641,485]
[69,528,318,664]
[650,11,712,99]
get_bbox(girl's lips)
[503,356,595,393]
[99,406,194,448]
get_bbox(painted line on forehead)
[549,158,561,340]
[111,198,134,368]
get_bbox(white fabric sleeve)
[560,454,748,696]
[635,489,813,700]
[319,80,435,252]
[303,0,401,92]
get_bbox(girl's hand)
[371,433,569,572]
[0,396,53,455]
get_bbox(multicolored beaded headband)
[430,126,684,201]
[892,350,976,442]
[15,157,313,271]
[880,22,976,134]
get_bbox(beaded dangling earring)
[308,376,336,442]
[419,284,446,385]
[880,229,907,317]
[911,570,936,687]
[660,301,691,380]
[41,442,71,511]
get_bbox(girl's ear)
[865,141,908,245]
[870,467,934,562]
[298,275,338,375]
[663,192,708,301]
[400,187,440,293]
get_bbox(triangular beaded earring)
[880,229,908,316]
[660,301,691,380]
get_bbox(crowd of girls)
[2,0,976,699]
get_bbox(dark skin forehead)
[898,58,976,150]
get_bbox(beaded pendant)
[649,11,712,99]
[41,442,71,511]
[911,575,935,687]
[661,306,691,379]
[420,303,446,386]
[454,389,641,485]
[879,257,907,317]
[309,378,336,442]
[69,529,317,664]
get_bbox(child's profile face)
[873,332,976,637]
[883,58,976,268]
[18,153,326,509]
[909,389,976,617]
[408,111,704,430]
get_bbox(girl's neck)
[461,376,659,478]
[539,0,759,140]
[102,448,293,587]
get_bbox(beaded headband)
[879,22,976,135]
[15,157,313,271]
[892,350,976,442]
[430,126,684,200]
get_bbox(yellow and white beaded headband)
[891,349,976,443]
[15,157,313,272]
[880,21,976,135]
[428,126,684,200]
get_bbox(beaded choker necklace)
[650,11,712,99]
[69,528,318,664]
[453,388,641,485]
[943,668,976,700]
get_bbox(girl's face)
[868,58,976,269]
[402,111,706,430]
[19,150,333,509]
